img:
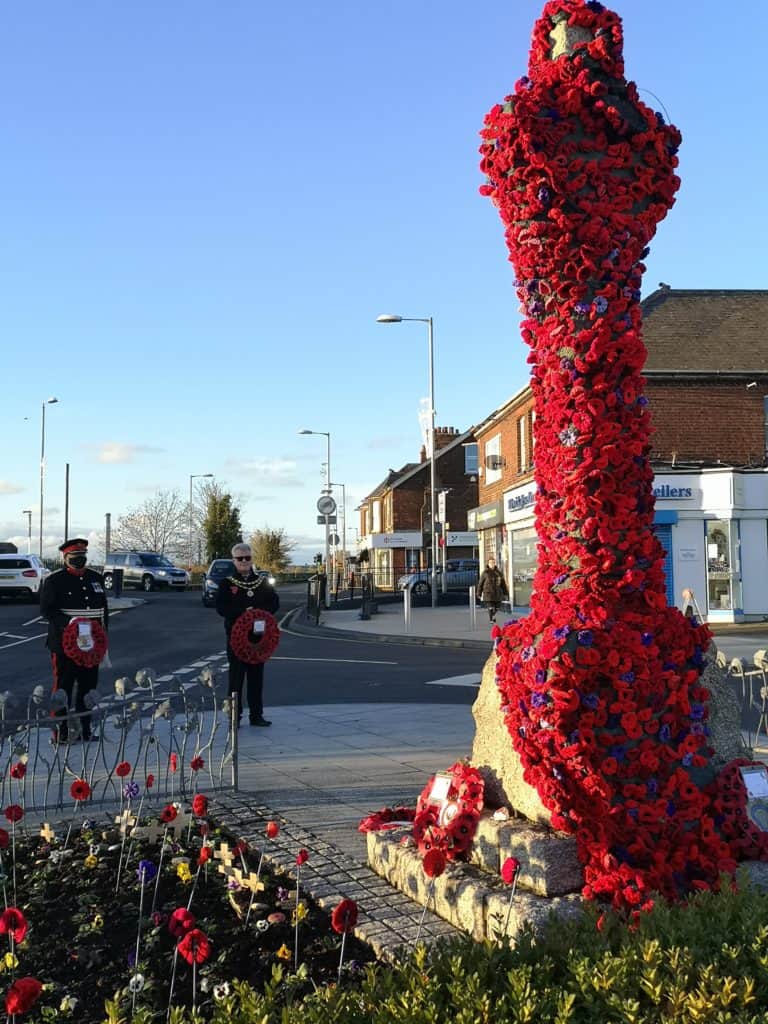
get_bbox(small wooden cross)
[40,823,56,843]
[130,820,166,844]
[231,866,264,894]
[167,809,193,837]
[214,842,236,872]
[115,809,137,836]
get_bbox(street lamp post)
[189,473,213,568]
[39,397,59,557]
[329,481,347,583]
[376,314,438,607]
[22,510,32,553]
[299,429,331,605]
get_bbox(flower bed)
[2,805,374,1021]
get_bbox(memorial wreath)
[413,761,484,860]
[229,608,281,665]
[61,617,108,668]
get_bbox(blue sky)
[1,0,765,563]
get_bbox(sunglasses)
[234,555,252,562]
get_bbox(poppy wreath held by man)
[61,617,108,668]
[413,761,484,860]
[229,608,281,665]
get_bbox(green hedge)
[120,874,768,1023]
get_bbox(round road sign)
[316,494,337,515]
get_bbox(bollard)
[469,585,477,631]
[403,585,412,633]
[359,577,371,620]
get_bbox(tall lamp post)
[39,397,59,557]
[376,314,438,607]
[329,481,347,582]
[299,429,331,603]
[22,510,32,553]
[189,473,213,568]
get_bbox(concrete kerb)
[286,606,491,651]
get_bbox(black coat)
[215,571,280,637]
[40,567,109,653]
[477,566,508,605]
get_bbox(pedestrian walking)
[215,542,279,727]
[477,556,508,623]
[348,569,356,600]
[40,538,109,741]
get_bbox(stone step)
[367,828,582,944]
[469,811,583,896]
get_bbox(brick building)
[357,427,479,588]
[643,287,768,466]
[468,288,768,621]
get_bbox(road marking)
[187,661,209,668]
[0,632,47,651]
[157,674,174,682]
[424,674,481,688]
[174,667,197,674]
[272,656,398,665]
[0,633,26,640]
[22,616,43,626]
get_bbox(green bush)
[147,875,768,1023]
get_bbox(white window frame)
[484,434,502,485]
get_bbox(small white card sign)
[740,766,768,832]
[77,621,94,651]
[429,773,452,805]
[741,766,768,799]
[253,620,266,635]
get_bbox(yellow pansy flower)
[84,854,98,869]
[276,944,292,961]
[177,862,193,884]
[292,902,308,925]
[1,952,19,972]
[92,914,104,930]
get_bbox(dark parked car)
[103,551,189,592]
[202,559,276,607]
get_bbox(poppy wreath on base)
[229,608,280,665]
[61,618,108,668]
[413,761,484,860]
[357,806,417,834]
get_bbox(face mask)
[66,554,87,570]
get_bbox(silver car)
[397,558,479,594]
[0,554,50,601]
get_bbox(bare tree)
[111,490,188,556]
[249,526,295,572]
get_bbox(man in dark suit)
[40,537,108,741]
[215,542,279,727]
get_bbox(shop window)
[511,526,537,607]
[372,500,382,533]
[706,519,742,612]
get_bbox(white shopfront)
[357,531,423,589]
[502,469,768,623]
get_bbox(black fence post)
[359,574,371,620]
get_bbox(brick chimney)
[433,426,460,452]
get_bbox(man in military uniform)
[215,542,279,727]
[40,537,109,741]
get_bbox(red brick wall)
[477,392,536,505]
[646,382,766,465]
